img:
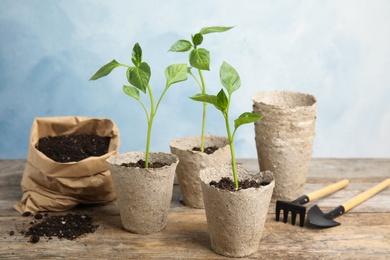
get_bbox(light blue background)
[1,0,389,159]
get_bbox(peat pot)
[200,164,275,257]
[169,134,230,208]
[107,151,178,234]
[252,90,317,201]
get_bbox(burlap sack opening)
[14,116,120,214]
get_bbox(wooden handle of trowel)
[342,178,390,212]
[307,179,350,201]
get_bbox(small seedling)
[90,43,188,168]
[169,26,233,152]
[190,61,262,190]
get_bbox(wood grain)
[0,158,389,259]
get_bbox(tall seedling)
[90,43,188,168]
[169,26,233,153]
[190,62,262,190]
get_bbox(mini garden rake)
[275,179,349,227]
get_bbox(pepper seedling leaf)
[189,89,228,112]
[189,93,218,106]
[89,59,122,80]
[220,61,241,95]
[216,89,229,112]
[234,112,262,130]
[132,43,143,67]
[199,26,235,35]
[192,33,204,47]
[168,40,192,52]
[165,64,188,87]
[189,48,210,70]
[126,62,151,94]
[123,85,141,101]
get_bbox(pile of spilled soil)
[36,134,110,163]
[192,146,219,155]
[210,177,270,192]
[121,159,170,169]
[20,212,98,243]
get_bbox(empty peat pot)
[252,90,317,201]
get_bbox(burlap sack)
[14,116,120,214]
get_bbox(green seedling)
[169,26,233,153]
[190,61,262,190]
[90,43,188,168]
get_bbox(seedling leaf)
[189,48,210,70]
[190,93,218,106]
[126,63,151,93]
[234,112,262,130]
[165,64,188,87]
[220,61,241,95]
[169,40,192,52]
[90,60,121,80]
[132,43,142,67]
[123,85,141,101]
[190,90,228,112]
[199,26,234,34]
[192,33,203,47]
[216,89,228,111]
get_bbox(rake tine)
[291,212,297,225]
[275,205,281,221]
[299,212,305,227]
[283,209,289,223]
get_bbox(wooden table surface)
[0,158,389,259]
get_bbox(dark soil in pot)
[121,159,171,169]
[36,134,111,163]
[192,146,219,154]
[210,177,270,192]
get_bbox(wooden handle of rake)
[342,178,390,212]
[307,179,350,201]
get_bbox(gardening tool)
[308,178,390,228]
[276,179,349,227]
